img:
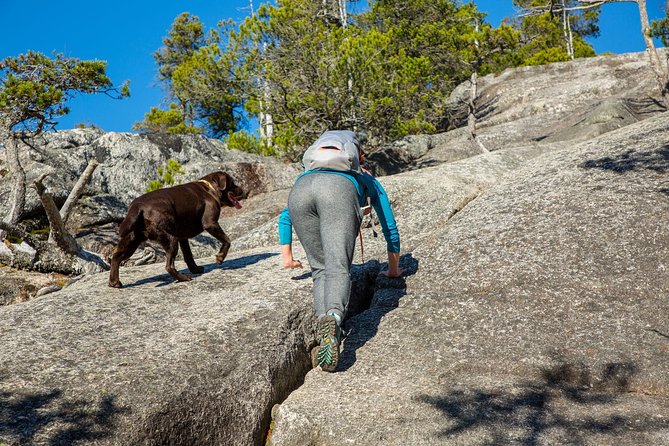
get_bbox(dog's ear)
[214,171,228,191]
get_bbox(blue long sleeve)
[278,207,292,245]
[361,175,401,253]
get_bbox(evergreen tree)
[136,13,242,138]
[0,51,128,269]
[512,0,599,65]
[234,0,520,153]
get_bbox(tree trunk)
[567,11,574,59]
[59,159,99,226]
[34,174,80,255]
[338,0,348,27]
[468,19,488,154]
[251,0,274,149]
[1,136,27,241]
[468,71,489,154]
[637,0,669,104]
[0,221,106,274]
[563,5,575,60]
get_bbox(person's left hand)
[283,259,303,269]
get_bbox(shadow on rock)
[122,252,277,288]
[415,358,669,444]
[0,385,130,446]
[580,145,669,174]
[338,253,419,372]
[202,252,277,272]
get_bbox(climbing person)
[278,130,402,372]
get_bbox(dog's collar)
[198,179,221,205]
[198,179,217,193]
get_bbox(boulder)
[0,121,544,445]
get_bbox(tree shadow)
[580,145,669,174]
[416,357,669,444]
[337,253,419,372]
[122,252,277,288]
[0,385,130,445]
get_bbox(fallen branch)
[60,159,99,226]
[33,173,79,254]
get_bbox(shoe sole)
[317,315,340,372]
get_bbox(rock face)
[268,100,669,446]
[0,248,315,446]
[365,51,665,176]
[0,130,302,274]
[2,51,669,445]
[0,129,301,223]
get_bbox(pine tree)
[512,0,599,65]
[0,51,128,271]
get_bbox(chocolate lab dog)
[108,171,244,288]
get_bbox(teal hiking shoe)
[314,315,341,372]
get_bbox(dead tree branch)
[33,173,79,254]
[60,159,99,226]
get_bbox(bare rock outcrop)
[0,129,300,223]
[0,248,314,445]
[366,51,666,176]
[269,102,669,446]
[0,126,544,446]
[0,130,301,282]
[3,51,669,445]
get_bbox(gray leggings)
[288,173,362,321]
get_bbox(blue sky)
[1,0,665,133]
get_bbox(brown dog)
[108,171,244,288]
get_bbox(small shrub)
[224,130,276,157]
[146,159,186,192]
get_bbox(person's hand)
[283,258,303,269]
[380,267,403,278]
[281,244,302,269]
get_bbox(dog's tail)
[119,206,144,239]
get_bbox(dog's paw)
[109,281,123,288]
[215,254,227,263]
[178,274,193,282]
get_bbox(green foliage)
[146,159,186,192]
[511,1,599,66]
[650,16,669,47]
[224,130,276,156]
[523,47,570,66]
[145,14,242,139]
[144,0,604,158]
[133,103,202,134]
[74,121,101,130]
[154,13,207,84]
[232,0,521,153]
[0,51,129,134]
